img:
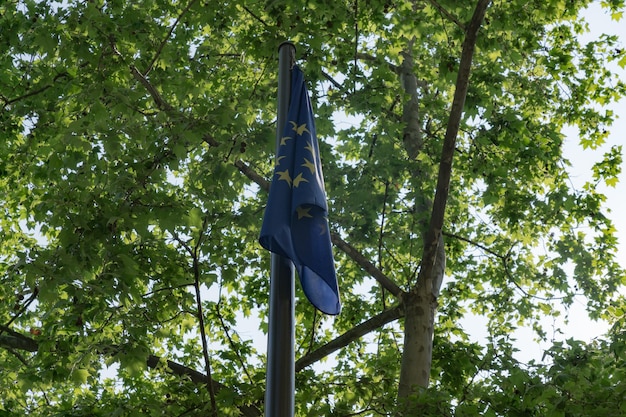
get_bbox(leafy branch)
[144,0,199,75]
[215,300,254,384]
[444,231,579,302]
[0,287,39,334]
[425,0,467,31]
[331,233,404,298]
[173,218,218,416]
[295,305,403,371]
[0,330,261,416]
[0,72,71,108]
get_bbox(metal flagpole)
[264,41,296,417]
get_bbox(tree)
[1,0,625,415]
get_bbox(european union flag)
[259,66,341,315]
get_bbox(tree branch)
[295,305,403,371]
[129,64,172,111]
[146,355,261,417]
[241,5,269,27]
[0,331,261,417]
[215,301,254,383]
[355,52,400,73]
[1,288,39,332]
[234,159,269,191]
[399,38,422,160]
[0,333,38,352]
[425,0,466,31]
[443,232,576,302]
[110,38,172,112]
[192,215,218,416]
[321,70,343,89]
[331,233,404,298]
[145,0,199,75]
[1,72,73,108]
[377,181,390,308]
[442,231,502,258]
[418,0,491,296]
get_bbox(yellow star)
[276,169,292,186]
[275,155,286,166]
[292,172,309,188]
[304,141,314,154]
[296,206,313,219]
[317,221,327,235]
[302,158,316,174]
[289,121,310,136]
[280,136,292,146]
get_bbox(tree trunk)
[397,236,445,399]
[396,0,491,406]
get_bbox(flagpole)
[264,41,296,417]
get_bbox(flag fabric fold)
[259,66,341,315]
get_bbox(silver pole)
[264,41,296,417]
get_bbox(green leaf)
[70,369,89,385]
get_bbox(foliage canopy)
[1,0,625,415]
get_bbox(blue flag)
[259,66,341,315]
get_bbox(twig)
[191,215,218,416]
[215,302,254,383]
[443,232,574,301]
[321,70,343,89]
[377,181,389,308]
[305,309,319,356]
[1,72,69,108]
[501,256,573,302]
[355,52,400,73]
[442,231,502,258]
[145,0,199,75]
[425,0,466,31]
[353,0,359,93]
[141,283,195,297]
[1,287,39,332]
[241,5,269,27]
